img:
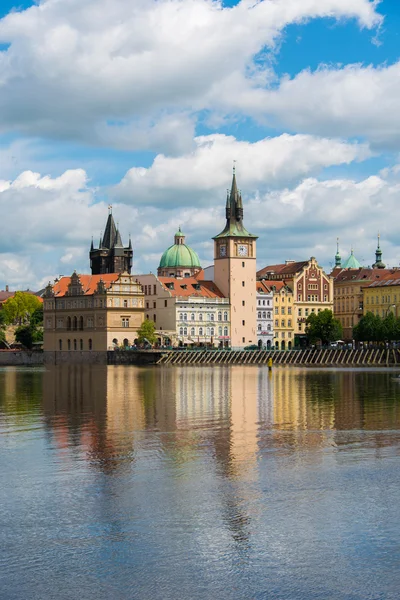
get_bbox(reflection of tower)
[213,169,258,348]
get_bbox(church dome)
[158,228,201,270]
[159,242,201,269]
[342,249,361,269]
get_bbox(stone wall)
[0,350,44,365]
[44,351,108,364]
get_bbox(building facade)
[363,270,400,318]
[213,170,258,348]
[136,273,230,347]
[90,209,133,275]
[43,272,144,353]
[257,257,334,348]
[256,281,274,348]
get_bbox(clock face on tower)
[237,244,248,257]
[219,244,227,257]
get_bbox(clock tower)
[213,169,258,348]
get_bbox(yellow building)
[362,271,400,318]
[257,257,334,348]
[43,271,144,358]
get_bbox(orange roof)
[256,280,290,294]
[332,267,395,283]
[52,273,120,297]
[158,276,225,298]
[257,261,309,278]
[366,270,400,288]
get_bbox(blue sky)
[0,0,400,288]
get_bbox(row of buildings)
[38,171,397,356]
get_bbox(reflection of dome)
[158,228,201,277]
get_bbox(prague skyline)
[1,0,399,290]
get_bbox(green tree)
[306,309,343,345]
[354,312,384,342]
[2,292,42,325]
[0,311,6,343]
[15,324,43,349]
[136,319,157,345]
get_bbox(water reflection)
[1,365,400,600]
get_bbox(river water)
[1,365,400,600]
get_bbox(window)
[146,302,149,309]
[242,262,245,267]
[80,339,83,350]
[184,327,188,336]
[224,311,228,321]
[324,295,327,302]
[224,327,228,336]
[154,285,157,295]
[288,307,292,315]
[242,337,245,343]
[288,319,292,327]
[275,319,278,327]
[57,318,63,329]
[59,339,62,351]
[191,327,195,336]
[281,332,285,338]
[218,311,222,321]
[210,313,215,321]
[191,313,195,321]
[199,313,203,321]
[218,326,222,336]
[153,314,156,322]
[179,327,183,335]
[267,324,271,331]
[211,328,214,336]
[305,309,309,316]
[262,311,266,319]
[206,328,211,337]
[68,339,71,350]
[281,307,285,314]
[275,307,278,315]
[258,311,261,319]
[242,281,245,287]
[267,312,271,319]
[199,327,203,336]
[258,324,262,331]
[164,300,167,308]
[79,316,84,330]
[298,294,301,301]
[183,313,188,321]
[281,320,285,327]
[242,300,245,307]
[242,320,245,326]
[88,339,92,350]
[122,318,130,328]
[263,300,266,306]
[67,316,71,331]
[73,339,77,351]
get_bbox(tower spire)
[335,237,341,268]
[373,231,386,269]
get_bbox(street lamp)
[386,304,396,317]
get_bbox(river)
[1,365,400,599]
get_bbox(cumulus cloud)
[0,0,382,151]
[114,132,371,204]
[226,61,400,149]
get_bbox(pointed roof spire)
[114,226,123,248]
[373,231,386,269]
[102,211,117,249]
[214,167,257,240]
[335,237,341,268]
[90,236,94,251]
[128,235,132,249]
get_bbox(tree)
[0,311,6,343]
[2,292,43,325]
[15,324,43,349]
[354,311,400,343]
[306,309,343,345]
[136,319,157,345]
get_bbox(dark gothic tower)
[90,208,133,275]
[372,232,386,269]
[335,238,342,268]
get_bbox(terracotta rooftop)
[52,274,120,297]
[256,280,287,294]
[333,268,396,283]
[257,261,309,278]
[158,276,225,298]
[366,271,400,288]
[0,291,14,303]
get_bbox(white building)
[135,273,231,347]
[256,281,274,348]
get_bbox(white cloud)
[223,61,400,149]
[115,132,371,204]
[0,0,382,151]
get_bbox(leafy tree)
[354,311,400,342]
[136,319,157,345]
[2,292,43,326]
[0,311,6,343]
[15,324,43,349]
[306,309,343,345]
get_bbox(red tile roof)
[257,261,309,278]
[256,280,288,293]
[366,270,400,288]
[158,276,225,298]
[333,267,395,283]
[52,274,120,297]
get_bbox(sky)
[1,0,400,290]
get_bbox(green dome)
[342,249,361,269]
[159,243,201,269]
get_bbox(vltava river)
[1,365,400,599]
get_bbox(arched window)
[199,327,203,336]
[123,338,129,348]
[223,326,228,336]
[199,313,203,321]
[88,339,93,350]
[67,317,71,331]
[79,316,84,330]
[190,327,195,336]
[210,327,214,336]
[179,327,183,335]
[113,338,118,347]
[80,339,83,350]
[218,326,222,336]
[210,313,214,321]
[191,313,195,321]
[267,312,271,319]
[267,324,271,331]
[67,339,71,350]
[73,316,78,331]
[218,312,222,321]
[262,311,266,319]
[124,299,128,308]
[258,324,262,331]
[73,339,77,351]
[206,327,210,337]
[223,311,228,321]
[59,339,62,351]
[183,327,187,336]
[258,312,261,318]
